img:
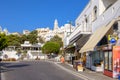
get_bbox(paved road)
[1,61,83,80]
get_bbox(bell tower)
[54,19,59,31]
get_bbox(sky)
[0,0,89,33]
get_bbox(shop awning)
[79,19,116,53]
[69,33,82,45]
[76,34,90,50]
[69,32,91,45]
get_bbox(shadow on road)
[0,62,12,73]
[0,62,30,73]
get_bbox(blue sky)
[0,0,89,33]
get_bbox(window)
[102,15,104,20]
[113,22,118,31]
[104,50,113,71]
[92,6,97,21]
[104,51,108,69]
[85,16,88,32]
[108,51,112,71]
[112,7,115,14]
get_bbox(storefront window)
[104,50,113,71]
[108,51,112,71]
[104,51,108,69]
[100,51,104,60]
[92,51,104,67]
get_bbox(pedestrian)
[60,56,65,63]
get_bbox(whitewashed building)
[21,41,46,60]
[23,30,30,35]
[68,0,120,77]
[36,27,52,42]
[1,46,19,60]
[63,23,75,48]
[36,19,75,43]
[0,26,10,35]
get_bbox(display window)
[108,51,113,71]
[92,51,103,67]
[104,50,113,71]
[104,51,108,70]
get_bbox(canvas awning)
[76,34,90,50]
[79,19,117,53]
[69,32,91,45]
[69,33,82,45]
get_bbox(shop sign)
[108,35,118,44]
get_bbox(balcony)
[69,25,91,45]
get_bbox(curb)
[1,72,5,80]
[48,61,94,80]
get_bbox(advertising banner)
[113,46,120,78]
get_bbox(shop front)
[102,44,113,77]
[64,46,76,64]
[103,45,120,78]
[79,18,120,73]
[102,20,120,78]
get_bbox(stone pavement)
[56,62,117,80]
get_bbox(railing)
[68,26,81,42]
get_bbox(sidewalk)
[56,62,117,80]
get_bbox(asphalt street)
[0,61,83,80]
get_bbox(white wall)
[63,24,74,47]
[69,0,120,45]
[92,0,120,32]
[2,51,19,60]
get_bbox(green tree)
[50,35,63,47]
[27,33,38,44]
[42,42,60,54]
[7,34,21,46]
[30,30,38,35]
[0,33,8,50]
[20,35,28,44]
[20,30,38,44]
